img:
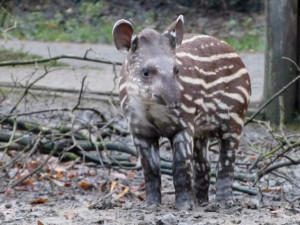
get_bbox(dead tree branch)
[0,55,122,67]
[245,57,300,125]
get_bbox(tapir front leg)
[132,134,161,206]
[172,129,195,210]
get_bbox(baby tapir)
[112,15,251,210]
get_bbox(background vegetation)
[0,0,265,51]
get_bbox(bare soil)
[0,86,300,225]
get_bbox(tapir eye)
[142,68,149,77]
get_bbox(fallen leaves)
[37,220,44,225]
[31,198,48,205]
[78,180,93,190]
[27,160,39,172]
[4,188,14,197]
[17,177,34,186]
[127,170,135,179]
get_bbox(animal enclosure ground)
[0,88,300,225]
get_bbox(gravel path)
[0,39,264,104]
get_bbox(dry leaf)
[270,210,279,215]
[78,180,92,190]
[85,170,96,176]
[31,198,48,205]
[27,161,39,172]
[64,212,77,220]
[54,165,67,173]
[127,170,135,179]
[4,188,14,197]
[37,220,44,225]
[68,173,76,179]
[100,183,107,192]
[111,172,127,180]
[64,182,71,187]
[15,188,26,192]
[56,171,63,180]
[18,178,34,186]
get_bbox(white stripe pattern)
[182,35,211,44]
[120,95,128,109]
[176,59,183,65]
[178,82,184,91]
[181,103,196,114]
[205,102,217,111]
[229,112,244,127]
[179,68,248,89]
[212,98,231,110]
[176,52,240,62]
[217,113,230,120]
[222,133,240,140]
[222,92,245,104]
[236,86,250,103]
[183,94,193,101]
[194,66,217,75]
[119,82,127,92]
[194,98,208,112]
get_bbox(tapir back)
[176,34,251,136]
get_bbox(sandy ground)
[0,87,299,225]
[0,39,264,104]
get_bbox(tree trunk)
[298,1,300,113]
[264,0,299,123]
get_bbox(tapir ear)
[164,15,184,45]
[112,19,135,52]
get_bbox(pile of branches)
[0,53,300,198]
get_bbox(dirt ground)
[0,86,300,225]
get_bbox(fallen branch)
[245,57,300,125]
[0,131,137,157]
[245,72,300,125]
[0,54,122,67]
[0,82,119,98]
[255,158,300,184]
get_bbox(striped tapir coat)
[113,15,251,210]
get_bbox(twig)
[8,66,64,113]
[255,158,300,184]
[245,58,300,125]
[73,76,87,111]
[279,96,285,131]
[0,54,122,67]
[248,153,262,172]
[0,81,119,97]
[0,131,137,156]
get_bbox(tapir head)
[112,16,184,109]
